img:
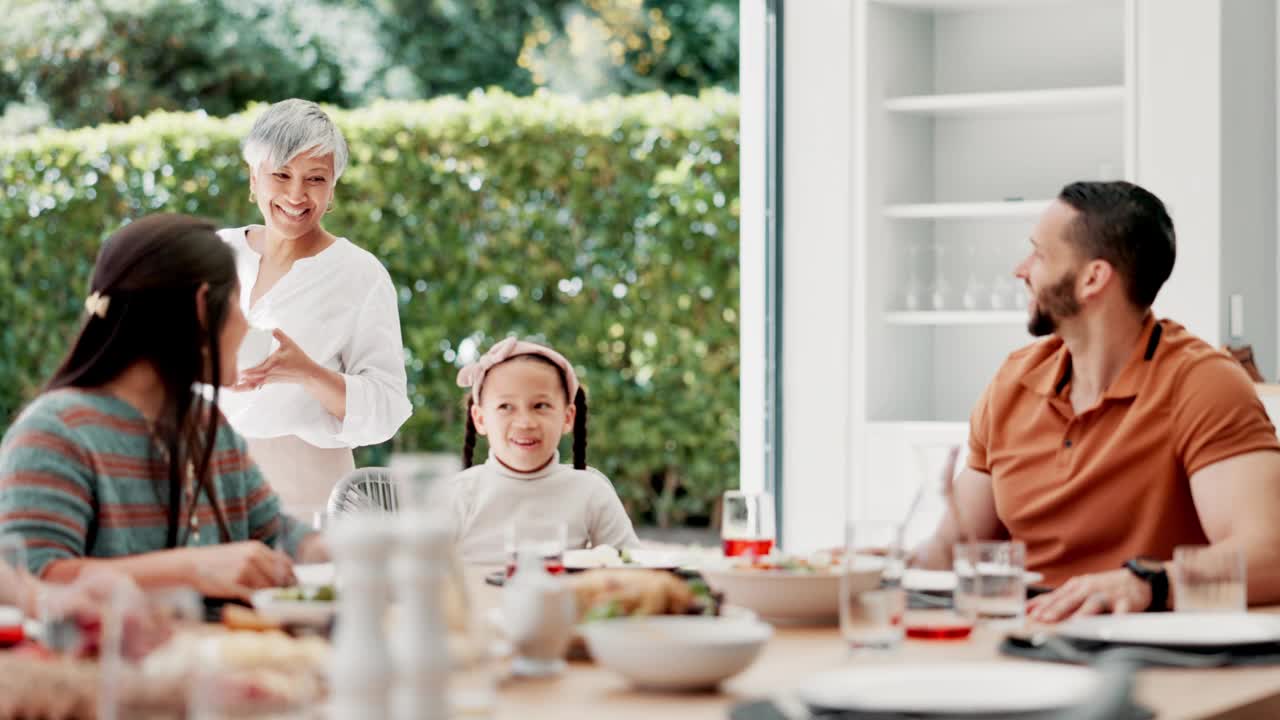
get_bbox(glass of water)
[1172,545,1246,612]
[840,522,906,652]
[953,541,1026,627]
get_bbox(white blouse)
[216,227,412,449]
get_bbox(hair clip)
[84,291,110,319]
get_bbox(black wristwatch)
[1124,557,1169,612]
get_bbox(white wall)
[1137,0,1277,367]
[739,0,768,494]
[1135,0,1223,342]
[1220,0,1276,378]
[779,0,855,553]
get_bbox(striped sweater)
[0,388,311,575]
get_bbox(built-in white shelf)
[884,200,1050,219]
[872,0,1073,10]
[885,85,1124,117]
[884,310,1025,326]
[866,420,969,435]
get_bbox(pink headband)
[456,337,580,404]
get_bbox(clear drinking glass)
[0,535,27,647]
[1172,545,1246,612]
[504,520,568,577]
[390,452,462,515]
[953,541,1026,627]
[840,522,906,652]
[186,636,321,720]
[721,491,776,557]
[449,597,502,718]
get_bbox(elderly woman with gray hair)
[218,99,412,512]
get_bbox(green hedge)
[0,90,740,527]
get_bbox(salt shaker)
[389,511,452,720]
[328,513,394,719]
[502,550,576,677]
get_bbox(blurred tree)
[517,0,739,98]
[1,0,738,132]
[0,0,381,131]
[352,0,553,100]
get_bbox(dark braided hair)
[463,395,479,469]
[570,387,587,470]
[461,353,589,470]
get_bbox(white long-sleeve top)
[449,452,640,564]
[217,226,412,449]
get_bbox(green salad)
[274,584,337,602]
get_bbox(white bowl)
[250,589,335,626]
[699,557,882,623]
[579,615,772,690]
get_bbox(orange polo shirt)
[968,314,1280,587]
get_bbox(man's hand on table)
[1026,568,1152,623]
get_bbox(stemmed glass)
[930,244,950,310]
[902,242,923,311]
[960,243,983,311]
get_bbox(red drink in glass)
[722,538,775,557]
[0,607,23,648]
[905,621,974,640]
[721,491,776,559]
[506,554,566,578]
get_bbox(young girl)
[0,214,323,600]
[450,337,639,564]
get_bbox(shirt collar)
[1101,313,1162,400]
[485,450,562,481]
[1020,313,1161,400]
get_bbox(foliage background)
[0,0,739,133]
[0,91,740,527]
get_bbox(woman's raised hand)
[234,329,321,390]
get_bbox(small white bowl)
[579,615,772,691]
[250,589,335,626]
[699,556,882,623]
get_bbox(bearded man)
[914,181,1280,621]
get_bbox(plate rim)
[1056,611,1280,647]
[797,662,1101,714]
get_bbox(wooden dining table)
[476,572,1280,720]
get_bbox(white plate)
[1058,612,1280,647]
[251,589,335,626]
[903,568,1045,593]
[798,663,1101,715]
[563,548,683,570]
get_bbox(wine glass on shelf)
[930,244,950,311]
[989,274,1010,311]
[960,243,983,312]
[901,242,923,312]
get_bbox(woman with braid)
[448,337,638,564]
[0,214,323,600]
